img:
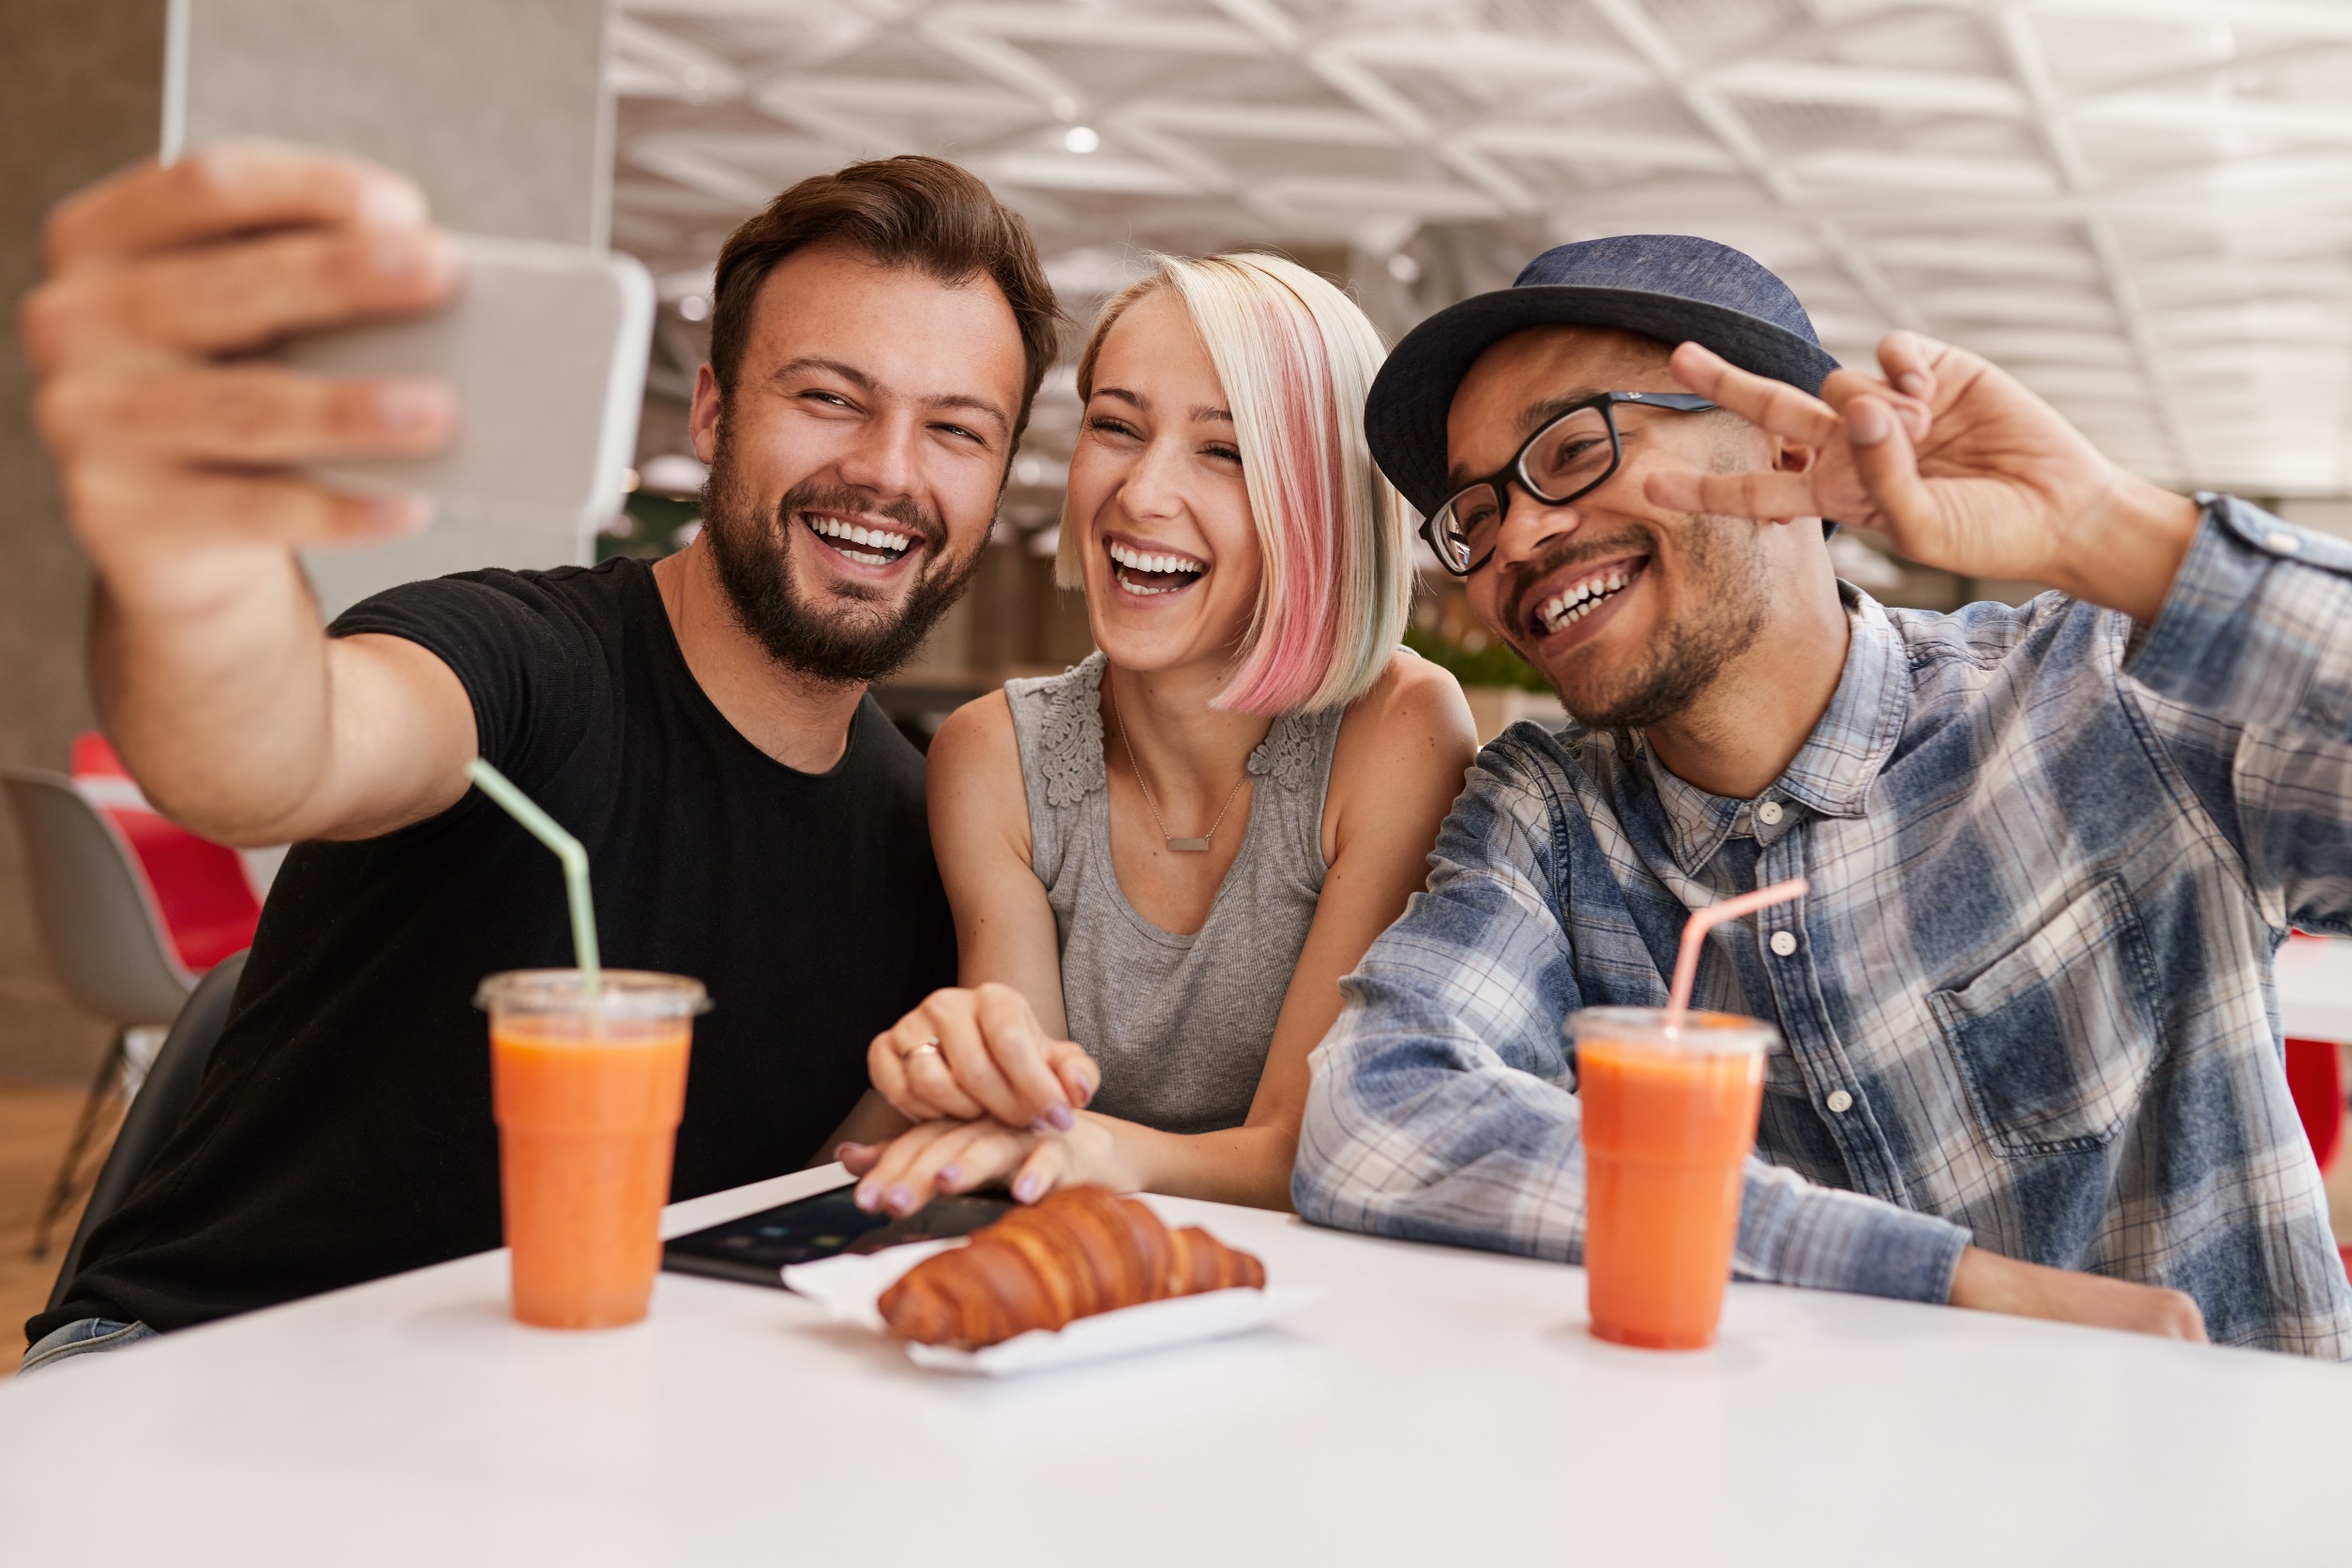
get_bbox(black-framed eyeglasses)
[1421,390,1719,577]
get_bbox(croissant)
[879,1185,1265,1349]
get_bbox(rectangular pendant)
[1167,837,1212,852]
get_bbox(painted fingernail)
[1046,1104,1075,1132]
[885,1184,916,1214]
[853,1184,880,1211]
[1896,370,1933,398]
[1074,1078,1096,1108]
[836,1142,868,1162]
[936,1165,960,1186]
[363,493,431,535]
[1029,1116,1054,1134]
[355,175,428,231]
[1014,1175,1042,1203]
[1847,398,1892,445]
[369,233,430,282]
[373,378,451,433]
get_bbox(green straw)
[466,758,601,998]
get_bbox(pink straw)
[1665,877,1811,1029]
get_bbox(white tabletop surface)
[1,1164,2345,1567]
[2279,933,2352,1042]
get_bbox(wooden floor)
[0,1078,110,1374]
[0,1069,2344,1378]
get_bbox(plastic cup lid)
[1565,1005,1779,1055]
[474,968,710,1018]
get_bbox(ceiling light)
[1063,126,1100,154]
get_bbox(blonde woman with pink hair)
[837,253,1476,1212]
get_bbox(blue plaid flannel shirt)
[1296,497,2352,1357]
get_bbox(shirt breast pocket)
[1928,875,2164,1157]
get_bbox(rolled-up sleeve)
[1294,747,1971,1304]
[2126,496,2352,933]
[2127,495,2352,743]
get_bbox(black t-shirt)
[33,558,953,1340]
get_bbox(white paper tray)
[782,1239,1316,1377]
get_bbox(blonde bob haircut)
[1055,252,1413,716]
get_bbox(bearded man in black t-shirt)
[20,143,1063,1367]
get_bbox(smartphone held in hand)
[269,234,655,532]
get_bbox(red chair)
[68,734,261,972]
[2286,1038,2344,1174]
[2281,1036,2352,1284]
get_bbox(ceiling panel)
[611,0,2352,497]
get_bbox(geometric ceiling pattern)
[611,0,2352,500]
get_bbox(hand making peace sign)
[1646,331,2203,625]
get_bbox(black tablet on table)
[661,1179,1013,1291]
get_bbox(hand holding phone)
[27,143,466,594]
[34,143,652,611]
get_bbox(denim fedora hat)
[1365,234,1841,518]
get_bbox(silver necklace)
[1109,677,1247,853]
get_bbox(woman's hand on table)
[1948,1245,2208,1342]
[837,1114,1125,1214]
[868,984,1101,1132]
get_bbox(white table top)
[2279,933,2352,1043]
[2,1166,2345,1567]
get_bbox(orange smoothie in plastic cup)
[1572,1006,1775,1350]
[476,971,708,1329]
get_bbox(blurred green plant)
[1403,621,1552,693]
[596,491,700,562]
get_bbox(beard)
[700,439,984,686]
[1501,513,1770,733]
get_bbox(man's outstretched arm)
[27,143,475,846]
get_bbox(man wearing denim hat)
[1293,234,2352,1355]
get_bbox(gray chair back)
[1,768,194,1026]
[47,950,249,1315]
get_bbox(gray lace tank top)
[1004,652,1343,1136]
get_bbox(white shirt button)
[2266,529,2302,553]
[1826,1089,1854,1114]
[1756,800,1785,826]
[1770,929,1799,957]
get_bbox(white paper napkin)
[782,1240,1318,1378]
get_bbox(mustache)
[772,480,944,550]
[1500,524,1658,636]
